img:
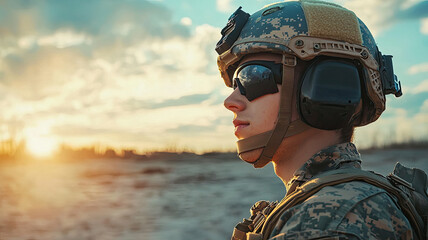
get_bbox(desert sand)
[0,148,427,240]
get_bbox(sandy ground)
[0,148,427,240]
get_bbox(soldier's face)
[224,85,280,140]
[223,54,282,163]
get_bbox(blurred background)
[0,0,427,239]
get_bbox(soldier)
[215,0,420,239]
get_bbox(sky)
[0,0,427,156]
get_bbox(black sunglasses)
[233,60,283,101]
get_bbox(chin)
[238,148,264,164]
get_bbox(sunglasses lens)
[234,64,279,101]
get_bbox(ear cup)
[298,58,362,130]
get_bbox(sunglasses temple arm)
[234,78,246,95]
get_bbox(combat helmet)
[216,0,402,168]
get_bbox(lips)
[233,119,250,128]
[233,119,250,137]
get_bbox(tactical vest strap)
[246,233,263,240]
[259,168,425,240]
[231,227,247,240]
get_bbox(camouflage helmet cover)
[217,0,388,126]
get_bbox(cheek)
[260,96,280,128]
[262,107,278,127]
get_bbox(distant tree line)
[2,137,426,163]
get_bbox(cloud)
[153,93,212,108]
[407,79,428,94]
[0,0,190,39]
[180,17,192,26]
[124,93,213,110]
[397,0,428,19]
[0,1,227,152]
[52,125,148,142]
[17,30,92,50]
[414,99,428,123]
[335,0,428,35]
[37,30,93,48]
[421,17,428,34]
[0,46,87,100]
[166,115,230,135]
[366,82,428,148]
[355,106,428,148]
[408,62,428,74]
[384,90,428,116]
[166,124,213,134]
[0,0,195,101]
[217,0,234,13]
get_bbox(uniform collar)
[285,142,362,194]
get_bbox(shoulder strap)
[260,168,424,240]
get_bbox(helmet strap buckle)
[282,55,297,67]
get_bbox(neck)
[272,128,341,186]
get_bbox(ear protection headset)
[297,57,363,130]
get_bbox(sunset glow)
[0,0,426,158]
[24,126,57,158]
[26,136,57,158]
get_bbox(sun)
[24,125,58,158]
[26,136,57,158]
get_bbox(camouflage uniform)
[268,142,413,239]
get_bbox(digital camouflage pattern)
[268,143,413,239]
[232,1,308,56]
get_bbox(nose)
[224,87,246,112]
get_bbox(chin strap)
[236,55,310,168]
[236,120,309,154]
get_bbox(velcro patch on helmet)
[300,0,362,45]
